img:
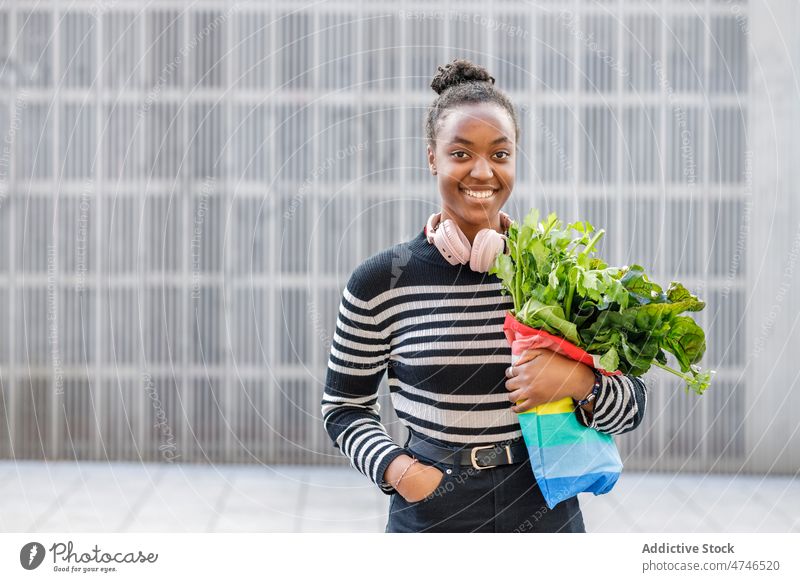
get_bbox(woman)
[321,59,647,533]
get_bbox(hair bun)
[430,58,495,95]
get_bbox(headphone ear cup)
[437,218,472,265]
[470,229,506,272]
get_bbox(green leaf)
[666,282,706,311]
[548,268,560,289]
[490,253,515,291]
[623,296,705,332]
[599,346,619,372]
[518,298,580,344]
[620,265,664,305]
[619,332,659,376]
[523,208,541,230]
[663,316,707,373]
[582,270,600,292]
[602,278,629,310]
[529,239,549,276]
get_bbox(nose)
[470,156,494,180]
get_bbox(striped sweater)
[321,228,648,495]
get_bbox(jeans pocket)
[410,460,454,504]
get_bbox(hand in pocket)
[398,462,445,503]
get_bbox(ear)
[427,144,437,175]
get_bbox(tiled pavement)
[0,461,796,533]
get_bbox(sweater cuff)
[375,446,408,496]
[574,374,611,429]
[575,404,597,429]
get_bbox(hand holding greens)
[489,209,714,395]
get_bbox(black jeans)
[385,451,586,533]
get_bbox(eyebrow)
[450,136,512,146]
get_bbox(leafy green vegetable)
[489,209,715,395]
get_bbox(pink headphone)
[425,211,513,272]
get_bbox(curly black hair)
[425,58,520,148]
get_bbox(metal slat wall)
[0,0,782,473]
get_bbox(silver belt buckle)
[470,444,512,470]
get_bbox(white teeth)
[463,188,495,199]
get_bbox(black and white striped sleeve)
[575,374,648,435]
[321,270,405,495]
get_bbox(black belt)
[406,432,528,470]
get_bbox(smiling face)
[427,102,516,243]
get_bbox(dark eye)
[495,151,511,159]
[451,151,468,159]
